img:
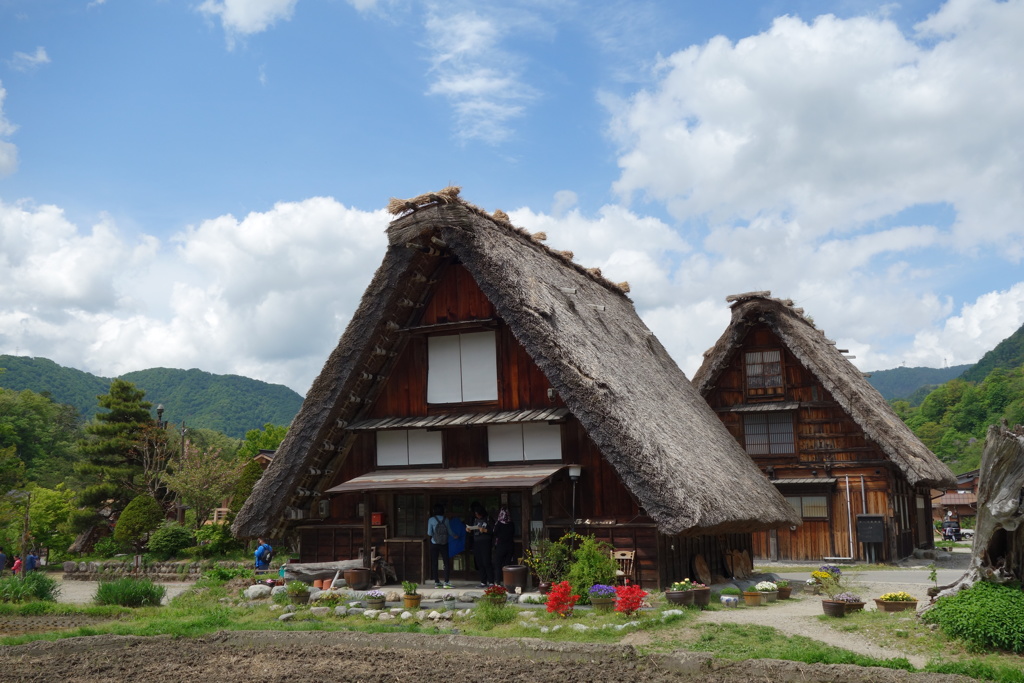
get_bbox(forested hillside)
[0,356,302,438]
[895,367,1024,474]
[959,321,1024,383]
[865,364,972,401]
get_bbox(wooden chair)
[611,550,635,585]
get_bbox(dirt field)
[0,631,974,683]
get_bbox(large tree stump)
[930,423,1024,603]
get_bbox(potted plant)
[521,538,567,594]
[402,580,421,609]
[364,589,386,610]
[776,580,792,599]
[834,591,865,614]
[742,587,764,607]
[690,580,711,608]
[483,584,508,605]
[719,586,741,608]
[755,580,778,603]
[665,579,696,606]
[874,591,919,613]
[588,584,617,611]
[286,581,310,604]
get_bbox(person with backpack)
[254,538,273,571]
[427,504,457,589]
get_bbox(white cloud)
[8,47,50,72]
[423,7,539,143]
[0,198,389,393]
[608,1,1024,258]
[198,0,298,39]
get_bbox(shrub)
[192,522,242,558]
[93,535,126,558]
[615,584,647,616]
[545,580,578,618]
[113,495,164,550]
[923,581,1024,653]
[202,566,254,583]
[0,572,62,603]
[94,577,166,607]
[147,522,195,560]
[474,595,517,629]
[563,535,616,605]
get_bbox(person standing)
[468,507,494,587]
[492,506,515,584]
[428,504,456,589]
[12,555,22,576]
[25,550,38,573]
[0,547,6,577]
[254,537,273,571]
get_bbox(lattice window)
[394,494,427,538]
[745,349,784,397]
[742,412,795,455]
[785,495,828,519]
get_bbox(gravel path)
[696,550,972,668]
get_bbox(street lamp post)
[568,465,582,534]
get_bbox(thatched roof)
[233,190,799,539]
[692,292,955,488]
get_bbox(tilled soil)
[0,631,974,683]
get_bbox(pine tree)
[74,379,155,526]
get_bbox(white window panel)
[487,424,523,462]
[460,331,498,401]
[377,431,409,467]
[523,422,561,460]
[427,335,463,403]
[407,429,443,465]
[427,331,498,403]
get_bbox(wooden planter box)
[874,599,918,613]
[742,591,764,607]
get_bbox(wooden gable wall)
[368,263,556,418]
[703,323,929,561]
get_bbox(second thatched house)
[233,190,799,588]
[693,292,955,562]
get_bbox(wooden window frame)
[742,412,796,456]
[744,348,785,399]
[785,494,829,520]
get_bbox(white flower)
[754,581,778,592]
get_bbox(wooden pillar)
[520,489,531,589]
[362,492,372,568]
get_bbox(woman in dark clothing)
[491,506,515,584]
[468,508,494,587]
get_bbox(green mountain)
[959,321,1024,383]
[0,355,303,438]
[864,364,973,402]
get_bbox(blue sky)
[1,0,1023,395]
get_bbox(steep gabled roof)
[233,190,799,539]
[692,292,955,489]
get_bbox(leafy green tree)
[236,423,287,461]
[113,494,164,551]
[75,379,154,525]
[0,388,80,487]
[147,522,195,560]
[162,441,244,530]
[229,459,264,519]
[25,484,77,556]
[0,445,26,493]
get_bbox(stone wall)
[62,560,250,582]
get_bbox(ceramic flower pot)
[821,600,846,617]
[720,595,740,608]
[742,591,764,607]
[403,594,422,609]
[777,586,792,599]
[762,590,779,603]
[665,590,694,606]
[844,601,866,614]
[692,587,711,608]
[538,582,552,595]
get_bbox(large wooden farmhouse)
[693,292,956,562]
[233,189,799,588]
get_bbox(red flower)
[545,580,579,618]
[614,584,647,616]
